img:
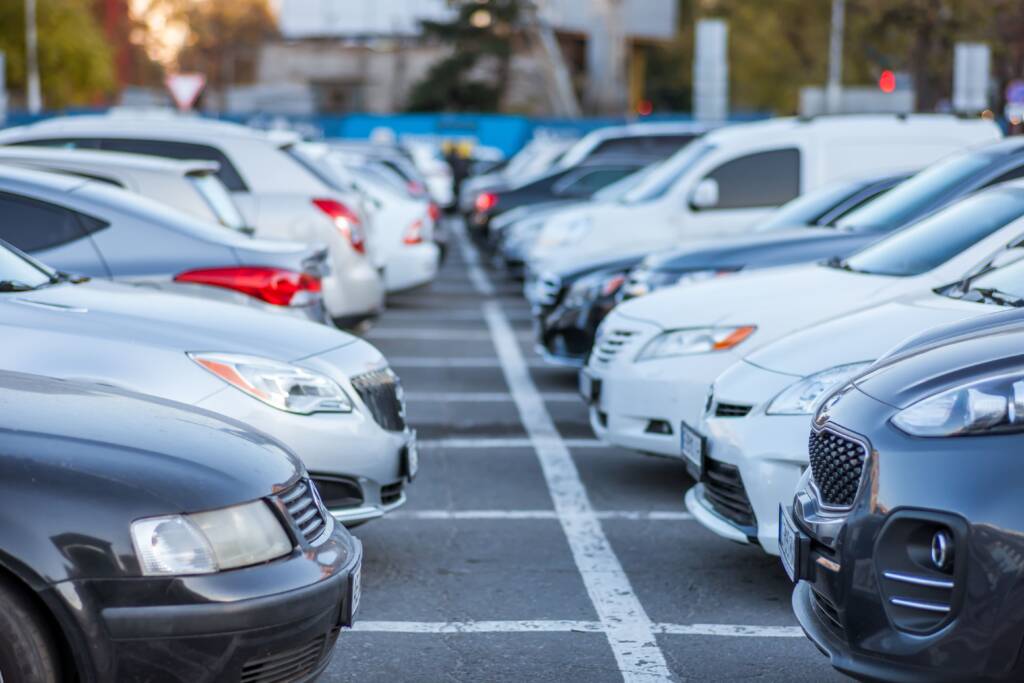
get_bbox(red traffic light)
[879,70,896,93]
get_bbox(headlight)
[766,362,872,415]
[892,373,1024,437]
[189,352,353,414]
[536,216,593,249]
[635,326,756,361]
[564,271,627,308]
[131,500,293,576]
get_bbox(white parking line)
[384,510,694,521]
[350,621,804,638]
[387,357,547,368]
[418,437,609,449]
[451,220,495,297]
[405,391,579,402]
[483,298,674,680]
[369,329,516,341]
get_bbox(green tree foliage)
[407,0,522,112]
[0,0,114,108]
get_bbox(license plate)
[680,421,704,478]
[350,562,362,618]
[779,505,801,582]
[578,370,601,405]
[404,434,419,481]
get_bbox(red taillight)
[427,202,441,222]
[475,192,498,212]
[602,273,627,297]
[174,267,321,307]
[404,219,424,245]
[312,198,366,255]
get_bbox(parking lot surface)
[325,222,846,682]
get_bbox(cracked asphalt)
[319,224,848,682]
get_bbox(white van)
[526,115,1002,268]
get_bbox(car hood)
[855,322,1024,410]
[613,263,902,332]
[1,279,357,361]
[744,294,996,378]
[0,371,301,513]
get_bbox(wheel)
[0,576,62,683]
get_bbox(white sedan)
[583,182,1024,462]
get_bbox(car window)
[843,189,1024,277]
[96,138,249,192]
[835,151,996,232]
[0,241,54,288]
[188,172,247,230]
[9,138,102,151]
[700,148,801,210]
[752,179,862,232]
[621,143,715,204]
[555,168,635,197]
[588,134,697,161]
[0,191,107,253]
[984,162,1024,187]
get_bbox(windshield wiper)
[46,271,89,286]
[0,280,36,292]
[971,287,1024,308]
[825,256,853,271]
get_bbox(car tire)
[0,577,62,683]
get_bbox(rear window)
[844,189,1024,277]
[96,138,249,192]
[588,134,696,160]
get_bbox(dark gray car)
[0,164,329,322]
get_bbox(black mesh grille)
[811,589,845,637]
[351,369,406,431]
[277,479,330,545]
[714,402,752,418]
[703,457,756,529]
[808,429,867,508]
[240,634,330,683]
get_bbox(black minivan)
[782,312,1024,681]
[0,371,361,682]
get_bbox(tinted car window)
[985,162,1024,186]
[556,168,635,196]
[844,189,1024,277]
[588,134,696,160]
[622,143,715,204]
[753,179,863,232]
[835,151,996,232]
[0,192,106,253]
[97,138,248,192]
[701,148,801,210]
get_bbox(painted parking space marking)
[350,621,803,638]
[368,328,530,341]
[384,510,694,521]
[451,219,495,297]
[418,437,607,449]
[387,356,546,368]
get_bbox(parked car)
[0,164,330,323]
[696,229,1024,554]
[0,370,362,682]
[526,114,1002,271]
[0,241,415,526]
[582,180,1024,460]
[458,134,577,214]
[0,146,251,232]
[784,314,1024,682]
[0,114,384,326]
[532,173,906,367]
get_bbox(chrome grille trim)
[883,571,954,590]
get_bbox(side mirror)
[690,178,719,210]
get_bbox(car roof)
[0,146,218,176]
[0,114,275,144]
[702,114,996,146]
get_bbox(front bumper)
[587,352,740,457]
[51,528,362,683]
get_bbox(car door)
[674,147,802,238]
[0,191,111,276]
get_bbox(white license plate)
[680,421,704,475]
[350,562,362,617]
[779,505,800,583]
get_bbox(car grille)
[810,588,845,637]
[351,369,406,431]
[714,402,752,418]
[277,479,331,546]
[240,633,332,683]
[381,481,404,506]
[702,457,756,530]
[592,328,640,364]
[808,428,868,509]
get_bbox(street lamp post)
[25,0,42,114]
[826,0,845,114]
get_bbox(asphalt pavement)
[323,221,847,682]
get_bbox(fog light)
[931,530,953,571]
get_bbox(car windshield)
[188,173,247,231]
[834,151,996,232]
[841,189,1024,277]
[752,180,864,232]
[960,254,1024,305]
[619,142,715,204]
[0,242,56,290]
